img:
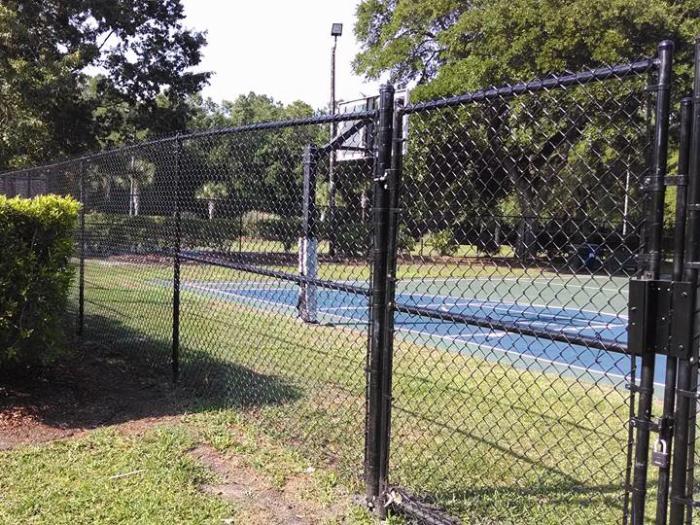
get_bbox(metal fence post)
[365,83,395,511]
[172,134,182,383]
[77,161,86,336]
[656,95,693,525]
[631,40,673,525]
[376,99,404,512]
[670,37,700,525]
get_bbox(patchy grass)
[68,257,642,524]
[0,427,233,524]
[0,420,383,524]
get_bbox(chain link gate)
[5,37,700,525]
[363,40,700,525]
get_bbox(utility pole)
[329,23,343,257]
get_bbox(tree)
[196,182,229,220]
[354,0,699,95]
[115,157,155,216]
[0,0,209,169]
[354,0,700,260]
[183,94,326,218]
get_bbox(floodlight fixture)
[331,23,343,37]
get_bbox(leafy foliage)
[83,213,243,255]
[354,0,699,95]
[0,195,79,367]
[195,182,229,220]
[425,228,458,256]
[354,0,700,259]
[183,93,327,220]
[247,215,301,252]
[0,1,209,169]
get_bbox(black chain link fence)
[4,41,700,525]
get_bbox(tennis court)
[178,273,655,385]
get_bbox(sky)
[180,0,383,109]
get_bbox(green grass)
[0,421,384,525]
[0,427,233,524]
[76,257,645,524]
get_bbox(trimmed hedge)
[84,213,243,255]
[0,195,80,366]
[247,215,301,252]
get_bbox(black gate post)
[365,83,395,511]
[78,160,86,336]
[172,134,182,383]
[670,37,700,525]
[376,100,404,511]
[656,95,693,525]
[631,39,673,525]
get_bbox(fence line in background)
[4,42,700,525]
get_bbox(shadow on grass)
[0,311,300,446]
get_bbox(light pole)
[329,22,342,257]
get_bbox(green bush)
[426,228,458,256]
[245,214,300,252]
[335,222,371,257]
[0,195,80,367]
[84,213,242,255]
[397,224,417,254]
[251,217,301,252]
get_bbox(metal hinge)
[628,279,694,358]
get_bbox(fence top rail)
[400,58,658,115]
[0,108,379,178]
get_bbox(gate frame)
[669,36,700,525]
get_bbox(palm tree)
[115,156,155,216]
[195,182,229,220]
[87,164,112,204]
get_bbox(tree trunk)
[129,176,134,216]
[208,200,215,220]
[133,180,140,217]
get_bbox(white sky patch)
[181,0,384,108]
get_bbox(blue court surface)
[178,276,665,387]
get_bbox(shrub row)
[0,195,79,367]
[83,211,418,258]
[84,213,243,255]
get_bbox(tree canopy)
[353,0,700,261]
[0,0,209,169]
[354,0,700,99]
[180,93,326,218]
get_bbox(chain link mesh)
[385,65,656,524]
[3,54,696,525]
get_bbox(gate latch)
[628,279,694,358]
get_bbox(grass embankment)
[2,257,646,524]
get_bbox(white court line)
[412,300,622,323]
[400,290,628,320]
[393,324,659,387]
[320,302,625,334]
[183,283,300,313]
[187,282,627,334]
[184,280,628,321]
[315,305,640,386]
[320,305,368,311]
[406,276,628,294]
[180,282,651,385]
[182,278,627,318]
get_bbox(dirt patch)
[0,342,187,450]
[190,444,350,525]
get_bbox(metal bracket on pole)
[628,279,694,359]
